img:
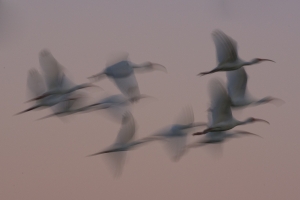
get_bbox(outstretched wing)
[39,49,65,91]
[174,105,194,126]
[226,67,255,106]
[208,78,232,125]
[114,111,136,145]
[212,30,238,64]
[27,68,46,97]
[226,67,248,100]
[112,74,140,99]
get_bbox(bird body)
[145,106,206,161]
[195,78,269,134]
[226,67,281,108]
[198,30,274,76]
[88,111,150,176]
[189,130,261,149]
[89,55,166,101]
[17,49,93,115]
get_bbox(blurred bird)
[15,69,74,115]
[188,129,261,157]
[144,106,207,161]
[88,54,166,101]
[36,92,87,120]
[226,67,283,108]
[198,30,275,76]
[190,130,261,147]
[194,79,269,134]
[87,112,150,177]
[17,49,97,115]
[27,49,98,102]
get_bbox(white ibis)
[191,130,261,146]
[27,49,98,102]
[144,106,206,161]
[87,112,150,176]
[188,130,261,157]
[15,69,74,115]
[88,54,166,101]
[226,67,283,108]
[198,30,275,76]
[194,78,269,134]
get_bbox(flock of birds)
[16,29,283,176]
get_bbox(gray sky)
[1,0,299,199]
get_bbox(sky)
[1,0,300,199]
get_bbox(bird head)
[246,117,270,124]
[139,62,167,73]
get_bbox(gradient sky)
[1,0,300,199]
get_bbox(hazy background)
[1,0,299,199]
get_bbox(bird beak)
[271,98,285,106]
[260,58,275,63]
[151,63,167,73]
[234,130,263,138]
[25,98,37,103]
[25,94,47,103]
[254,118,270,124]
[85,83,103,90]
[193,132,206,136]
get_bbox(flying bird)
[188,129,261,157]
[226,67,283,108]
[87,112,150,177]
[27,49,98,102]
[144,106,207,161]
[198,30,275,76]
[15,69,74,115]
[88,54,166,101]
[17,49,97,115]
[194,78,269,134]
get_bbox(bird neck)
[244,59,258,66]
[238,118,252,125]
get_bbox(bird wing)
[114,111,136,145]
[59,73,75,91]
[27,69,46,97]
[226,67,248,101]
[212,30,238,64]
[208,78,233,125]
[174,105,194,126]
[163,136,187,162]
[39,49,65,91]
[112,74,140,99]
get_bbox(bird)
[193,78,269,135]
[36,92,87,120]
[190,130,261,146]
[88,54,166,101]
[187,129,262,157]
[17,49,97,115]
[226,67,283,108]
[144,106,207,161]
[62,93,151,122]
[27,49,99,102]
[15,69,75,115]
[87,111,150,177]
[198,30,275,76]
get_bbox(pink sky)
[1,0,299,199]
